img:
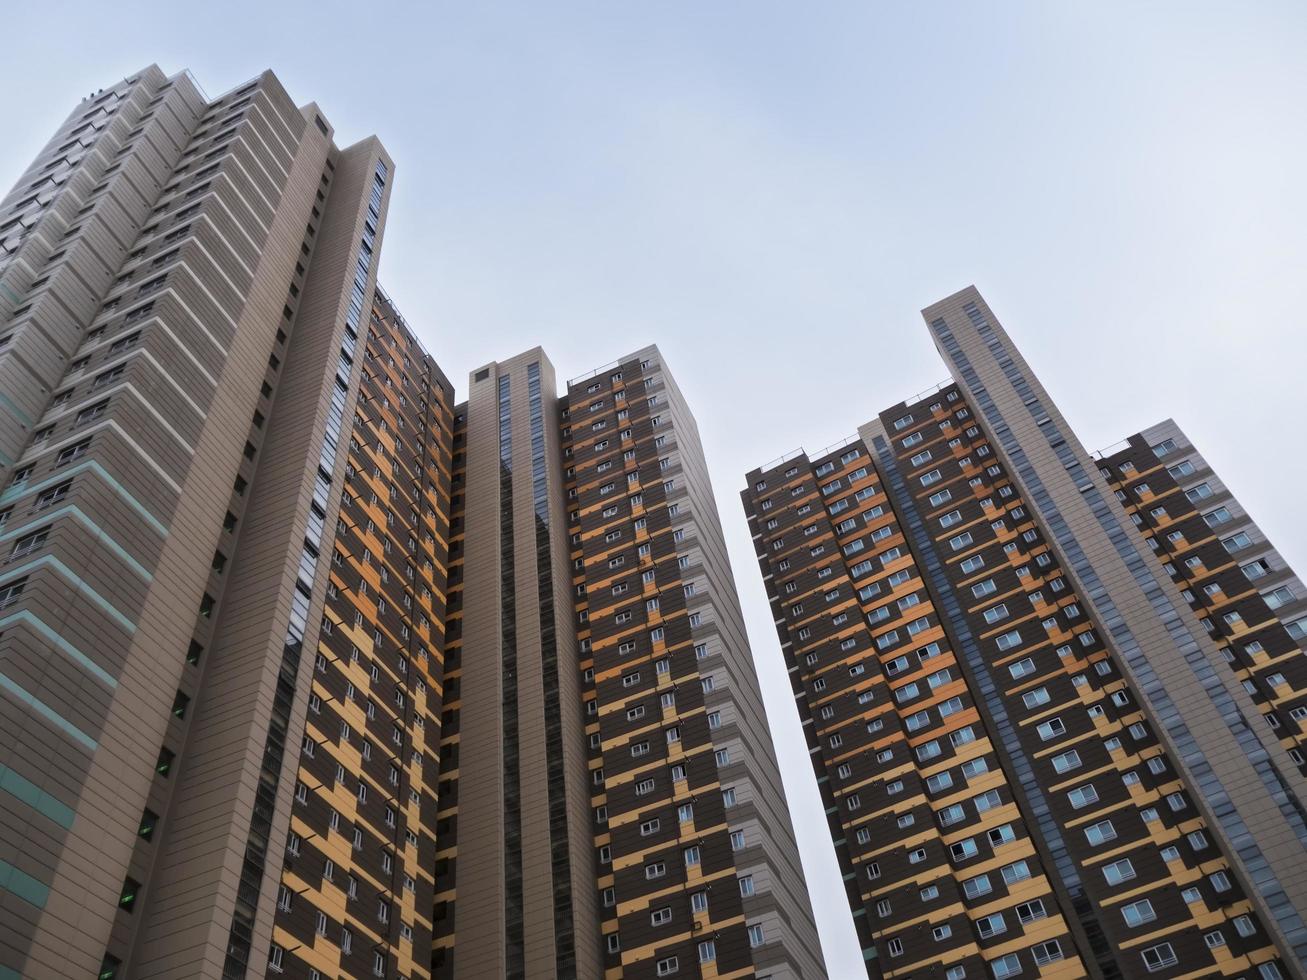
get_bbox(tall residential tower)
[0,66,823,980]
[0,63,398,979]
[743,287,1307,980]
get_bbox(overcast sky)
[6,2,1306,974]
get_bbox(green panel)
[0,609,118,688]
[0,764,75,829]
[0,505,152,581]
[0,555,135,636]
[0,858,50,908]
[0,388,33,428]
[0,461,167,536]
[0,672,97,751]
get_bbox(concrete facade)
[0,65,396,980]
[1,66,825,980]
[743,285,1307,980]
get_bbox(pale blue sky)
[6,2,1306,974]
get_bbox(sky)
[6,2,1307,974]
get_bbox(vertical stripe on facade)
[528,361,578,975]
[497,372,525,978]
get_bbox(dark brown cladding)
[566,352,758,979]
[1096,428,1307,780]
[567,347,824,979]
[432,404,465,978]
[743,431,1085,980]
[871,387,1285,977]
[742,286,1307,980]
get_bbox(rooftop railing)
[1092,438,1132,461]
[568,357,626,387]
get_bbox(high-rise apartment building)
[0,66,822,980]
[560,350,824,980]
[0,63,397,980]
[742,286,1307,980]
[1096,421,1307,777]
[269,287,454,980]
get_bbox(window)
[1204,506,1233,527]
[1032,941,1063,966]
[976,913,1006,938]
[1008,657,1035,679]
[1103,859,1136,886]
[1141,943,1177,972]
[973,789,1001,812]
[55,439,93,466]
[1242,559,1271,580]
[1264,586,1295,609]
[1016,899,1046,924]
[950,838,978,861]
[748,923,765,948]
[961,757,989,779]
[1022,687,1050,708]
[988,824,1016,847]
[1035,716,1066,742]
[1121,899,1156,927]
[1222,532,1253,552]
[118,877,140,912]
[1067,784,1098,809]
[962,873,992,899]
[651,906,672,926]
[76,400,109,425]
[697,941,716,963]
[0,576,27,612]
[995,629,1023,651]
[1052,749,1081,773]
[656,957,679,977]
[1085,819,1117,846]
